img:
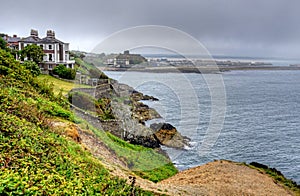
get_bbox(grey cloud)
[1,0,300,58]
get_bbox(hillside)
[0,48,299,195]
[160,160,298,195]
[0,48,155,195]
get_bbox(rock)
[150,123,190,149]
[141,94,159,101]
[124,132,160,148]
[130,91,159,101]
[131,101,161,122]
[65,125,82,143]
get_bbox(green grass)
[0,112,152,195]
[75,57,95,74]
[76,119,178,182]
[37,75,91,96]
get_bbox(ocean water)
[104,70,300,184]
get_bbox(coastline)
[100,65,300,74]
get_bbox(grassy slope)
[75,57,95,75]
[0,49,153,195]
[37,75,91,96]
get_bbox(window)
[48,64,53,70]
[40,44,43,49]
[49,45,52,50]
[49,54,53,61]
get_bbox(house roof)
[40,36,65,44]
[20,35,65,45]
[6,36,21,43]
[21,36,41,43]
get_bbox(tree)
[23,61,41,77]
[20,44,44,64]
[0,37,8,51]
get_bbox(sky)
[1,0,300,58]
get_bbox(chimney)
[46,30,55,38]
[30,29,38,37]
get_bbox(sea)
[104,69,300,184]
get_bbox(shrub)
[53,64,76,80]
[23,61,41,77]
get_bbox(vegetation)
[0,48,154,195]
[82,123,178,183]
[68,91,96,112]
[75,57,95,75]
[95,98,115,120]
[246,162,300,195]
[68,91,115,120]
[0,37,7,51]
[53,64,76,80]
[37,75,91,96]
[88,67,101,78]
[22,60,41,77]
[19,44,44,64]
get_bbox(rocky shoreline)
[70,78,190,151]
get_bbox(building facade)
[112,50,146,67]
[6,29,75,71]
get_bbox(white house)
[17,29,75,71]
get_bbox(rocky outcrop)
[150,123,190,149]
[73,78,188,150]
[130,90,159,101]
[131,101,161,123]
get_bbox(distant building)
[113,50,146,67]
[5,29,75,71]
[3,34,21,51]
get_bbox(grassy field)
[37,75,92,96]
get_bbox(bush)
[0,49,32,82]
[53,64,76,80]
[23,61,41,77]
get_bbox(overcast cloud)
[1,0,300,58]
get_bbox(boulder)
[124,133,160,148]
[150,123,190,149]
